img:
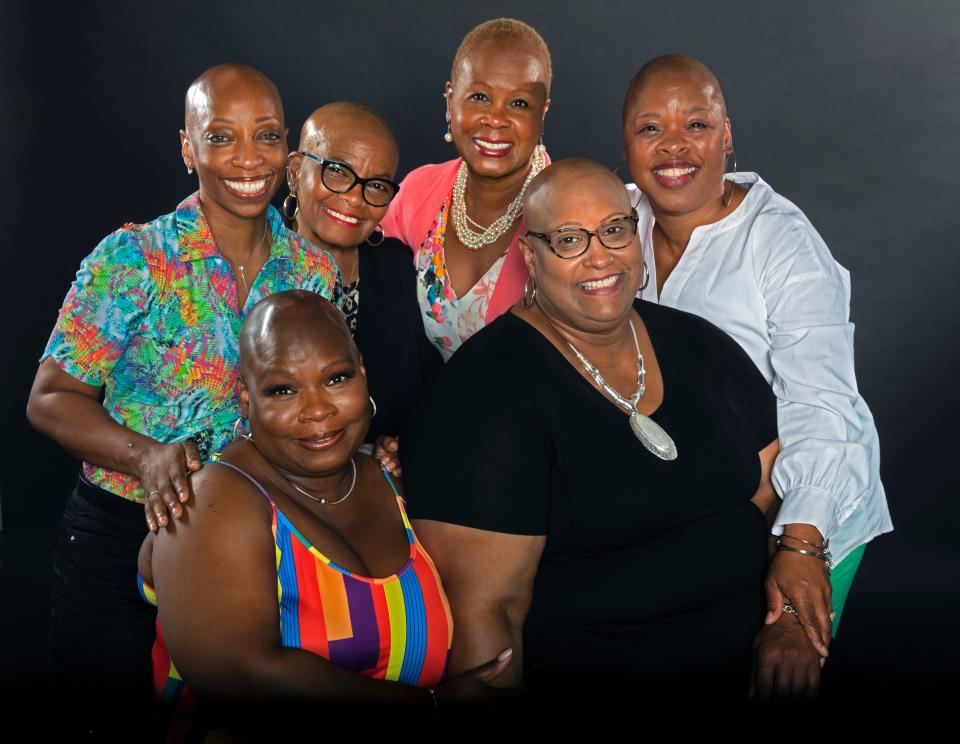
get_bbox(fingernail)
[497,648,513,662]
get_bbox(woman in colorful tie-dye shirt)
[26,65,340,737]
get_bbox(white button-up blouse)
[628,173,893,563]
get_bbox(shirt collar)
[175,191,294,264]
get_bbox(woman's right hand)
[140,439,202,532]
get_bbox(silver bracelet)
[776,538,834,571]
[781,533,829,551]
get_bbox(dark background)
[3,0,958,705]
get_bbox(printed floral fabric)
[414,196,506,362]
[42,192,342,501]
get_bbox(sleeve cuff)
[772,485,841,542]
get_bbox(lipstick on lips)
[578,273,625,296]
[222,175,273,200]
[323,205,364,228]
[473,137,514,158]
[651,160,699,188]
[297,428,345,451]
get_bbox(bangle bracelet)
[781,533,828,551]
[776,538,834,571]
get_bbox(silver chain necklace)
[566,321,678,461]
[283,458,358,506]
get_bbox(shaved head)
[524,158,631,230]
[240,290,354,378]
[298,101,397,165]
[623,55,727,123]
[452,18,552,93]
[184,63,284,137]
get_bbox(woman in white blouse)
[622,55,892,694]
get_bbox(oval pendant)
[629,412,678,461]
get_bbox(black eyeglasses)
[299,153,400,207]
[525,212,639,259]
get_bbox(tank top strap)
[378,464,414,540]
[209,459,277,512]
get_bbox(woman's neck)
[200,195,268,264]
[652,182,746,256]
[292,220,359,284]
[529,301,636,369]
[465,160,533,220]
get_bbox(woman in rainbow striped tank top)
[138,290,510,738]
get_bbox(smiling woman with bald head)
[402,158,786,712]
[26,64,340,737]
[283,102,441,461]
[622,55,892,699]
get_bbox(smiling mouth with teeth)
[474,139,512,150]
[653,166,698,178]
[224,177,270,195]
[579,274,622,290]
[323,206,362,225]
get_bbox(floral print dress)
[414,196,506,362]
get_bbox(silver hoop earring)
[723,150,737,207]
[232,416,253,442]
[640,260,650,291]
[369,396,377,418]
[443,123,453,144]
[282,192,299,221]
[366,225,385,246]
[523,276,537,308]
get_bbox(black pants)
[49,475,156,739]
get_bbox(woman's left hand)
[764,523,833,658]
[374,435,401,477]
[750,613,823,702]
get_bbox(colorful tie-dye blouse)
[42,193,342,501]
[414,196,506,362]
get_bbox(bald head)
[452,18,552,93]
[240,290,354,377]
[623,55,726,123]
[524,159,631,231]
[184,63,284,137]
[299,101,398,165]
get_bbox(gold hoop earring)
[282,192,299,221]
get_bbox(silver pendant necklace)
[231,222,270,293]
[282,458,358,506]
[566,321,678,461]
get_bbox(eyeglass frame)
[297,152,401,207]
[524,210,640,259]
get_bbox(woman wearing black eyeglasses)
[284,102,441,459]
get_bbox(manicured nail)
[497,648,513,662]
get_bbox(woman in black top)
[284,102,441,447]
[403,160,822,707]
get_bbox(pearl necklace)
[450,145,546,250]
[283,458,358,506]
[566,321,678,461]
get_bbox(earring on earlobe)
[282,191,299,221]
[723,149,737,207]
[186,163,193,175]
[444,123,453,144]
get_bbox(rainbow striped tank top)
[140,460,452,708]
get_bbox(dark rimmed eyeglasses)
[525,211,639,259]
[299,153,400,208]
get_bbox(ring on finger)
[829,611,837,623]
[782,603,797,615]
[148,490,161,498]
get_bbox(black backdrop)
[3,0,958,701]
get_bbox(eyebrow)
[317,153,394,180]
[544,212,632,231]
[208,115,280,125]
[633,105,715,119]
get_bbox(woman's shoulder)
[638,299,731,357]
